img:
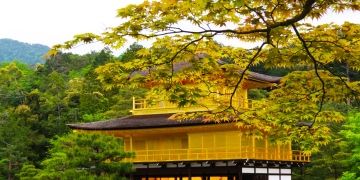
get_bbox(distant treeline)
[0,38,50,64]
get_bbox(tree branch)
[244,5,269,26]
[230,42,266,110]
[120,0,316,39]
[292,24,325,128]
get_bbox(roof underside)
[247,71,281,83]
[68,114,215,130]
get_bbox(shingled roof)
[247,71,281,83]
[131,59,281,84]
[68,114,215,130]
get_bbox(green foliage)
[43,52,92,74]
[0,38,49,64]
[0,110,33,180]
[0,62,34,107]
[17,163,40,180]
[339,112,360,179]
[82,113,108,122]
[0,51,140,178]
[19,133,133,179]
[293,111,360,180]
[68,65,92,78]
[341,172,360,180]
[248,89,268,100]
[119,43,144,62]
[294,137,349,179]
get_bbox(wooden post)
[265,136,268,159]
[239,133,242,157]
[132,96,136,110]
[188,167,192,180]
[237,167,242,180]
[130,136,133,151]
[277,143,281,160]
[288,141,291,160]
[252,136,255,158]
[244,89,248,109]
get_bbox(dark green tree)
[339,112,360,180]
[19,133,133,179]
[119,43,144,62]
[0,110,33,180]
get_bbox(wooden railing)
[131,97,260,115]
[292,151,311,162]
[127,147,310,163]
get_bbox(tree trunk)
[345,63,351,105]
[8,160,12,180]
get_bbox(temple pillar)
[188,168,192,180]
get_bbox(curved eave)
[67,114,214,131]
[130,61,282,85]
[248,72,281,83]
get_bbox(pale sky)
[0,0,143,54]
[0,0,359,54]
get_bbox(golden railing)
[131,97,260,115]
[292,151,311,162]
[128,147,310,163]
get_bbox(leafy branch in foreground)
[51,0,360,152]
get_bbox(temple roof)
[131,60,281,84]
[68,114,215,130]
[247,71,281,83]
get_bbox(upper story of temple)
[131,71,281,115]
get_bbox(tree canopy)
[19,133,133,179]
[0,50,144,179]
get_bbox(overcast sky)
[0,0,359,54]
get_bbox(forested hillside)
[0,39,49,64]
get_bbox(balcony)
[131,96,260,115]
[127,147,310,163]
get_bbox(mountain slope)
[0,38,50,64]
